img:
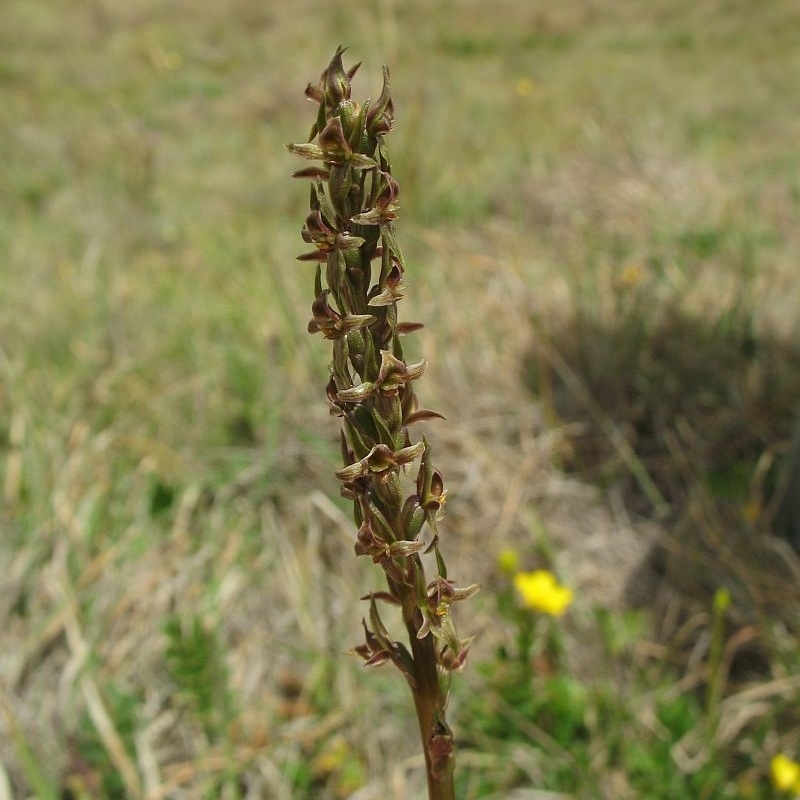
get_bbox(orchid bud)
[321,47,351,108]
[401,495,426,540]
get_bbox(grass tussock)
[2,0,800,798]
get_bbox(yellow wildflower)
[771,754,800,794]
[513,570,573,616]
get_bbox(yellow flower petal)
[513,570,573,616]
[771,754,800,793]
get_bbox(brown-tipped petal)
[292,166,330,180]
[350,208,382,226]
[335,460,369,482]
[388,539,426,559]
[363,650,392,667]
[360,591,401,605]
[405,409,447,425]
[392,439,425,467]
[448,583,481,603]
[397,322,424,335]
[286,142,325,160]
[296,251,329,262]
[339,313,377,335]
[347,152,379,170]
[404,358,427,382]
[336,382,375,403]
[336,232,366,251]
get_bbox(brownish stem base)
[405,611,455,800]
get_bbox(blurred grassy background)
[2,0,800,798]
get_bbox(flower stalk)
[287,48,475,799]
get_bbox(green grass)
[2,0,800,797]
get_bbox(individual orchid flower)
[307,290,375,339]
